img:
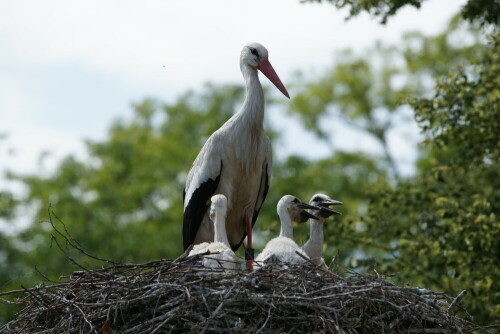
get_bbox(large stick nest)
[1,257,488,334]
[0,212,493,333]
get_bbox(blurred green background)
[1,0,499,327]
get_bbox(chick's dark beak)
[299,209,318,222]
[316,198,343,218]
[298,203,319,210]
[297,202,321,222]
[320,199,343,207]
[318,207,342,218]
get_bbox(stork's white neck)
[213,209,230,247]
[239,65,265,129]
[277,204,293,238]
[307,217,324,255]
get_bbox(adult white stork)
[301,193,343,268]
[255,195,318,265]
[189,194,236,269]
[183,43,289,259]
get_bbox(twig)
[447,290,467,313]
[48,208,118,266]
[255,304,273,334]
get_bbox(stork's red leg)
[245,215,254,271]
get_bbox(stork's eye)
[292,198,300,203]
[249,47,259,57]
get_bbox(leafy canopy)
[300,0,500,26]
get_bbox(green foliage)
[287,22,481,181]
[362,32,500,323]
[462,0,500,26]
[413,33,500,166]
[301,0,500,26]
[0,191,17,219]
[401,16,484,77]
[288,45,410,179]
[300,0,424,24]
[363,161,500,321]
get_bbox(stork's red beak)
[257,59,290,99]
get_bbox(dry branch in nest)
[0,212,496,334]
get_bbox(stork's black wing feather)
[182,161,223,250]
[252,167,270,226]
[232,164,270,251]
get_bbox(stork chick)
[189,194,236,270]
[255,195,318,265]
[301,193,342,268]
